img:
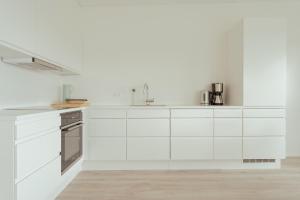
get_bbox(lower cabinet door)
[16,157,60,200]
[88,138,126,160]
[243,137,286,159]
[127,137,170,160]
[171,137,213,160]
[214,137,242,159]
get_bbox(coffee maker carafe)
[211,83,224,105]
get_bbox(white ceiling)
[76,0,300,6]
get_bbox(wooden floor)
[56,158,300,200]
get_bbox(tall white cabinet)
[227,18,286,107]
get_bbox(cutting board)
[51,102,89,109]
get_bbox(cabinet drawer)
[88,138,126,160]
[88,109,126,119]
[243,137,285,159]
[171,137,213,160]
[214,118,242,137]
[171,118,213,137]
[15,115,60,140]
[214,109,242,118]
[127,109,170,118]
[16,157,60,200]
[214,137,242,159]
[127,137,170,160]
[89,119,126,137]
[171,109,213,118]
[243,109,285,118]
[15,130,60,181]
[127,119,170,137]
[243,118,285,136]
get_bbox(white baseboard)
[82,159,281,170]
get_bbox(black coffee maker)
[211,83,224,105]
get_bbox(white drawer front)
[127,119,170,137]
[16,157,60,200]
[127,109,170,118]
[171,118,213,137]
[88,138,126,160]
[15,115,60,140]
[243,137,285,159]
[171,137,213,160]
[214,137,242,159]
[89,119,126,137]
[243,118,285,136]
[16,131,60,181]
[171,109,213,118]
[127,137,170,160]
[214,109,242,118]
[243,109,285,118]
[88,109,126,119]
[214,118,242,137]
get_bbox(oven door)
[61,123,82,174]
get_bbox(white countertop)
[0,107,86,121]
[89,105,243,109]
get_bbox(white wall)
[66,2,300,155]
[0,62,62,109]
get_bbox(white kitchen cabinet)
[171,118,213,137]
[0,0,37,53]
[243,137,285,159]
[15,130,60,182]
[214,137,242,159]
[16,157,60,200]
[214,118,242,137]
[127,119,170,137]
[171,109,213,118]
[243,108,285,118]
[127,109,170,118]
[214,109,242,118]
[243,18,286,107]
[127,137,170,160]
[171,137,213,160]
[88,138,126,160]
[243,118,285,136]
[89,119,126,137]
[88,109,127,119]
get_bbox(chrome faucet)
[143,83,154,105]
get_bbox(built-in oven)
[60,111,83,174]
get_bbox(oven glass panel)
[61,125,82,173]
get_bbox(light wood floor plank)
[56,158,300,200]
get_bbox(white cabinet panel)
[15,115,60,140]
[171,109,213,118]
[127,109,170,118]
[171,137,213,160]
[243,109,285,118]
[16,157,60,200]
[88,109,126,119]
[127,138,170,160]
[214,137,242,159]
[243,118,285,136]
[16,131,60,181]
[89,119,126,137]
[127,119,170,137]
[214,109,242,118]
[88,138,126,160]
[243,137,285,159]
[243,19,286,107]
[214,118,242,137]
[171,118,213,137]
